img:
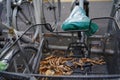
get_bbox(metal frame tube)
[79,0,84,9]
[33,0,43,41]
[6,0,12,27]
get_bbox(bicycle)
[32,0,94,78]
[1,0,35,35]
[12,0,35,32]
[40,0,61,32]
[114,0,120,26]
[63,0,90,58]
[110,0,120,27]
[32,0,120,79]
[10,0,61,41]
[0,23,49,80]
[0,20,54,79]
[0,21,39,72]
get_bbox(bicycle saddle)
[62,6,98,36]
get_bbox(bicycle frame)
[78,0,84,9]
[110,0,120,17]
[0,0,37,45]
[6,0,12,27]
[12,0,23,6]
[32,0,42,41]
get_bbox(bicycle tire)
[12,1,35,32]
[7,45,37,73]
[42,0,61,31]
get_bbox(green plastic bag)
[62,6,98,36]
[0,61,8,71]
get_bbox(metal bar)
[33,0,43,41]
[29,74,120,79]
[33,37,44,73]
[1,71,120,79]
[0,71,30,79]
[79,0,84,9]
[110,0,119,17]
[6,0,12,27]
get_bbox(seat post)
[78,31,85,43]
[78,31,82,42]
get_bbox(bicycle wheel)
[42,0,61,31]
[12,1,35,32]
[7,46,37,73]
